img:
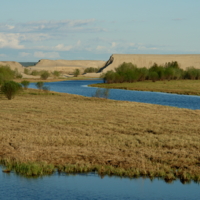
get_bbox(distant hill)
[0,61,24,72]
[27,59,106,74]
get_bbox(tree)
[73,69,80,77]
[41,71,50,80]
[1,81,22,100]
[21,80,30,89]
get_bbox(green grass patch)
[90,80,200,96]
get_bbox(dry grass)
[0,89,200,181]
[91,80,200,96]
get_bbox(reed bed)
[0,89,200,182]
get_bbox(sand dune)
[99,54,200,73]
[28,59,105,74]
[0,61,24,73]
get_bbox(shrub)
[31,70,41,76]
[93,88,110,99]
[84,67,99,73]
[149,71,159,82]
[21,80,30,89]
[41,71,50,80]
[184,67,200,80]
[1,81,22,100]
[14,68,22,79]
[36,82,44,90]
[52,71,60,78]
[24,68,30,75]
[0,65,15,84]
[73,69,80,77]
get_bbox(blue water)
[1,166,200,200]
[30,79,200,110]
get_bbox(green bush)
[24,68,30,75]
[84,67,99,73]
[103,61,200,84]
[1,81,22,100]
[31,70,40,76]
[21,80,30,89]
[149,71,159,82]
[41,71,50,80]
[73,69,80,77]
[52,71,60,78]
[36,82,44,90]
[0,65,15,84]
[14,68,22,79]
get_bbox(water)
[0,166,199,200]
[19,62,37,67]
[30,79,200,110]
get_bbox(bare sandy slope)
[100,54,200,73]
[27,59,106,74]
[0,61,24,73]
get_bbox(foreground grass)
[90,80,200,96]
[0,89,200,182]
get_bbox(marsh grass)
[90,80,200,96]
[0,89,200,181]
[1,158,54,176]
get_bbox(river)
[30,79,200,110]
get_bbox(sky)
[0,0,200,62]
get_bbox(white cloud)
[6,25,15,30]
[111,42,117,48]
[0,33,24,49]
[19,52,31,57]
[34,51,60,59]
[1,19,98,34]
[96,46,107,51]
[20,33,51,42]
[55,44,73,51]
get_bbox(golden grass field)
[0,88,200,181]
[91,80,200,96]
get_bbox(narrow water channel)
[30,79,200,110]
[1,166,200,200]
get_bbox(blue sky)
[0,0,200,61]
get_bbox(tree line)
[102,62,200,84]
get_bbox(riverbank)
[90,80,200,96]
[0,89,200,182]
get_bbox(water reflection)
[1,166,200,200]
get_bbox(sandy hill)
[28,59,106,74]
[99,54,200,73]
[0,61,24,73]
